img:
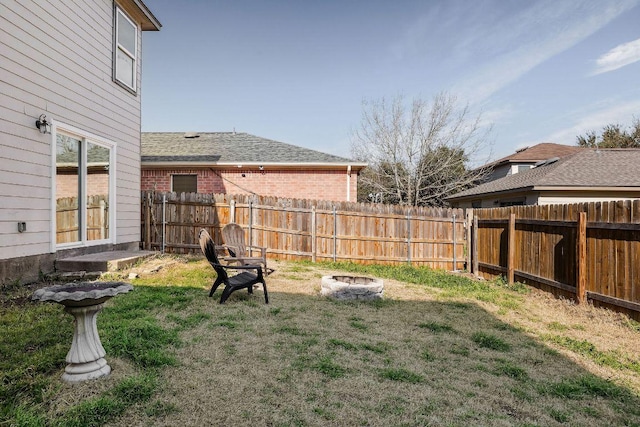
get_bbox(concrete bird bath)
[32,281,132,383]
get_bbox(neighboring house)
[141,132,367,202]
[447,149,640,208]
[481,143,583,183]
[0,0,160,283]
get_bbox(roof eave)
[142,161,368,170]
[446,186,535,201]
[117,0,162,30]
[532,186,640,191]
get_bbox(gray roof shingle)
[448,149,640,200]
[141,132,363,165]
[481,143,583,170]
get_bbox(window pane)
[86,143,110,241]
[517,165,531,173]
[116,48,134,88]
[56,134,81,244]
[172,175,197,193]
[117,11,136,54]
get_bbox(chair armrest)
[214,262,263,272]
[214,262,264,279]
[246,245,267,257]
[218,244,239,256]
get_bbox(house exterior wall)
[449,191,539,209]
[0,0,149,282]
[141,168,359,202]
[484,163,536,183]
[538,191,640,205]
[450,190,640,209]
[484,164,512,182]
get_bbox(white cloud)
[453,0,639,104]
[545,100,640,144]
[592,38,640,75]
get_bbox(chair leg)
[262,280,269,304]
[219,285,235,304]
[209,277,224,297]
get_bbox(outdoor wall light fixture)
[35,114,51,134]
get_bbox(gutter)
[141,161,368,170]
[532,186,640,191]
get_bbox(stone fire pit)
[321,275,384,300]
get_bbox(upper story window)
[517,165,531,173]
[114,6,137,92]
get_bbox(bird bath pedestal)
[32,282,132,383]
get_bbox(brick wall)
[141,167,359,202]
[56,170,109,198]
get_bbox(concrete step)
[55,250,156,273]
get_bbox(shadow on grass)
[2,282,639,426]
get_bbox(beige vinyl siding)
[538,192,640,205]
[0,0,144,259]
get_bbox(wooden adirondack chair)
[198,229,268,304]
[221,223,268,273]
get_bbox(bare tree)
[351,93,491,206]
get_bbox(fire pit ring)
[321,275,384,300]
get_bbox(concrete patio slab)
[55,251,157,273]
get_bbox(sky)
[141,0,640,165]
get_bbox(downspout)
[346,164,352,202]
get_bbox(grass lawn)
[2,255,640,426]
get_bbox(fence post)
[576,211,587,303]
[249,200,253,247]
[99,199,106,240]
[452,214,456,271]
[507,213,515,284]
[407,213,411,265]
[162,193,166,254]
[466,209,473,272]
[311,206,317,263]
[144,192,151,250]
[472,215,479,277]
[230,199,236,224]
[333,206,337,262]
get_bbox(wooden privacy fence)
[56,195,109,243]
[141,191,466,270]
[471,200,640,320]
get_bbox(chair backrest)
[222,223,247,256]
[198,229,228,281]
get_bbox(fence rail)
[57,195,109,243]
[141,191,466,270]
[471,200,640,321]
[140,192,640,320]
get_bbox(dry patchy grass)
[106,257,640,426]
[5,256,640,426]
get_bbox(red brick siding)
[141,168,359,202]
[56,170,109,198]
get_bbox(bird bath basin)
[32,281,132,383]
[321,275,384,300]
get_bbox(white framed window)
[51,122,116,251]
[114,6,137,92]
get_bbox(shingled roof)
[448,149,640,201]
[141,132,365,167]
[483,142,583,169]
